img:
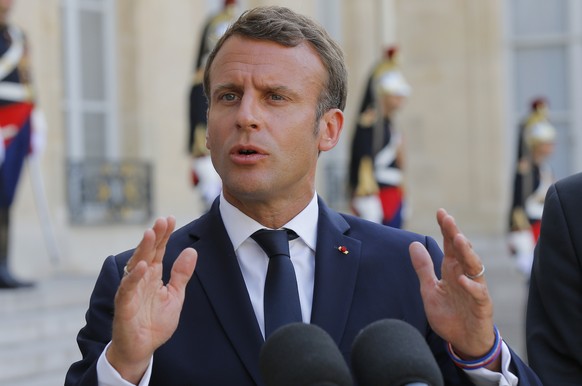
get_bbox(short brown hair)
[203,6,348,120]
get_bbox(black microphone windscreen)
[351,319,444,386]
[259,322,353,386]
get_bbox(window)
[61,0,151,224]
[61,0,118,161]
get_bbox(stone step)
[0,305,85,346]
[0,330,81,383]
[0,274,96,386]
[3,370,68,386]
[0,274,95,314]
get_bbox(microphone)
[351,319,444,386]
[259,322,353,386]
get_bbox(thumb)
[168,248,198,291]
[409,241,437,286]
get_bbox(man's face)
[533,141,555,161]
[206,36,339,205]
[0,0,13,26]
[380,93,406,117]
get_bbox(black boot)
[0,262,34,289]
[0,208,34,289]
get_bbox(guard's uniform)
[0,24,37,288]
[508,119,556,279]
[348,47,410,228]
[349,115,404,228]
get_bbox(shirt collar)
[219,193,319,252]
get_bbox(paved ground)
[0,234,530,385]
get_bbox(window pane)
[547,122,571,180]
[514,46,568,111]
[61,6,70,99]
[83,112,106,157]
[80,9,105,100]
[511,0,567,36]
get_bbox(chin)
[224,179,262,196]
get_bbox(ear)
[318,108,344,152]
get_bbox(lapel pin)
[337,246,349,255]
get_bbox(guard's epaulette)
[358,108,377,127]
[524,110,545,129]
[192,68,204,85]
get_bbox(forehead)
[208,35,326,90]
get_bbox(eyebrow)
[212,83,301,101]
[211,83,241,99]
[268,85,298,98]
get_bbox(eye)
[269,94,285,101]
[219,93,238,102]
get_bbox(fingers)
[115,247,198,324]
[168,248,198,292]
[115,260,149,310]
[125,216,176,272]
[409,241,437,286]
[437,209,485,283]
[437,208,460,253]
[152,216,176,264]
[453,233,486,283]
[116,247,198,315]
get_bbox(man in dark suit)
[527,172,582,384]
[66,6,541,385]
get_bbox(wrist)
[106,342,151,384]
[446,325,502,371]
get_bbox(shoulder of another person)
[557,171,582,191]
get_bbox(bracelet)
[446,325,502,370]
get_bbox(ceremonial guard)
[348,46,411,228]
[508,107,556,279]
[515,98,548,168]
[188,0,238,209]
[0,0,42,288]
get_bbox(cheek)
[291,132,320,163]
[205,128,223,153]
[205,130,213,150]
[205,113,223,149]
[287,125,317,153]
[543,144,555,156]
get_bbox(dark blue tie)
[252,229,302,338]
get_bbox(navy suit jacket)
[66,198,541,385]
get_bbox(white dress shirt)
[220,192,318,337]
[96,192,517,386]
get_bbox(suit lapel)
[188,201,264,385]
[185,198,360,382]
[310,199,360,344]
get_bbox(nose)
[235,93,261,130]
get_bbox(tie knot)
[251,229,295,259]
